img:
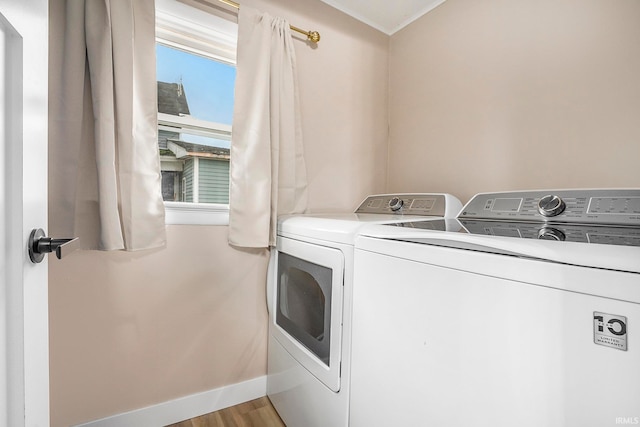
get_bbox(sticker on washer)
[593,312,627,351]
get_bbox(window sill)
[164,202,229,225]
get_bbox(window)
[155,0,238,225]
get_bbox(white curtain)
[228,6,309,248]
[50,0,166,251]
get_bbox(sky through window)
[156,44,236,126]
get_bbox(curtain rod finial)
[308,31,320,43]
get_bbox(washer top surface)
[357,189,640,274]
[277,193,462,245]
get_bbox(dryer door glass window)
[277,252,332,366]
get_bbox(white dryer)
[266,193,462,427]
[350,189,640,427]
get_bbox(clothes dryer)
[350,189,640,427]
[266,193,462,427]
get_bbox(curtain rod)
[217,0,321,43]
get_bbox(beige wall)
[48,0,388,426]
[388,0,640,203]
[49,227,270,425]
[50,0,640,424]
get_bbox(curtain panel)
[50,0,166,251]
[228,6,308,248]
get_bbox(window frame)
[156,0,237,226]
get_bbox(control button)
[537,195,566,217]
[368,199,382,209]
[537,227,566,241]
[389,197,404,211]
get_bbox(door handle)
[28,228,79,263]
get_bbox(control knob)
[537,194,566,217]
[389,197,404,211]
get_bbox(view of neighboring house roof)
[157,81,229,161]
[167,139,230,160]
[158,81,190,116]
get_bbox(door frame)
[1,0,50,425]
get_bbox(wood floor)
[166,397,286,427]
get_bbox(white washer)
[266,193,462,427]
[351,189,640,427]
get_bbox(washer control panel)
[459,189,640,226]
[356,194,448,216]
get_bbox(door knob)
[28,228,79,263]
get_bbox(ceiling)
[319,0,446,35]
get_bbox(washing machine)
[350,189,640,427]
[266,193,462,427]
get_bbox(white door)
[1,0,50,426]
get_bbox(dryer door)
[272,236,344,392]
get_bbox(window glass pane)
[156,43,236,204]
[157,44,235,125]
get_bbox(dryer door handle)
[266,248,277,316]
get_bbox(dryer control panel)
[459,189,640,226]
[356,194,450,216]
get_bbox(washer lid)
[356,231,640,304]
[358,220,640,274]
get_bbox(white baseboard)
[75,376,267,427]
